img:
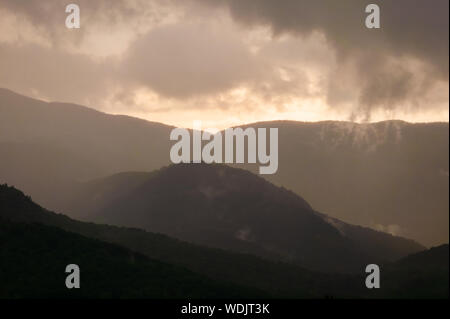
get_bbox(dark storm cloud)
[200,0,448,72]
[196,0,449,115]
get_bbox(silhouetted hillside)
[0,184,354,298]
[371,245,449,299]
[317,213,425,262]
[0,220,264,299]
[75,164,423,273]
[1,184,446,298]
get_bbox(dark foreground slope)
[371,244,449,299]
[76,164,423,273]
[0,220,262,299]
[0,185,447,298]
[0,184,352,298]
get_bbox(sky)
[0,0,448,129]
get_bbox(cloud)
[373,223,403,237]
[196,0,449,118]
[0,0,447,124]
[121,22,258,98]
[0,43,116,105]
[201,0,448,71]
[0,0,180,56]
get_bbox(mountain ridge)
[76,163,424,273]
[1,88,448,246]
